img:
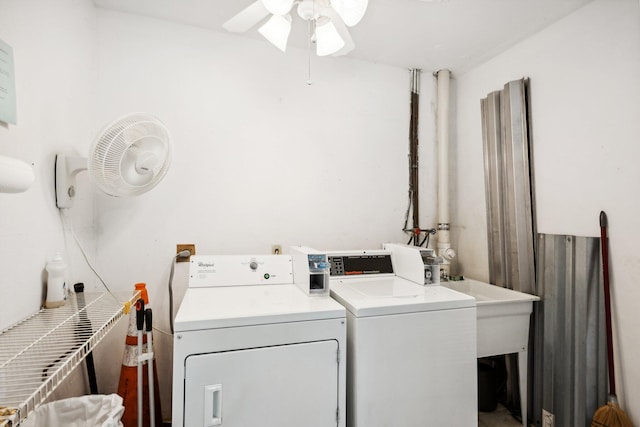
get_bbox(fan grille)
[88,113,172,197]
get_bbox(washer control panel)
[327,253,394,277]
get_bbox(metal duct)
[533,234,607,427]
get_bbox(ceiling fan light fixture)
[258,14,292,52]
[315,20,345,56]
[330,0,368,26]
[297,0,321,21]
[261,0,295,16]
[224,0,365,57]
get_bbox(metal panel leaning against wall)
[481,78,607,426]
[481,78,536,419]
[481,78,536,294]
[533,234,607,427]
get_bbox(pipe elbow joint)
[442,247,456,261]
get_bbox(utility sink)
[442,279,540,427]
[443,278,539,357]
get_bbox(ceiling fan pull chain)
[307,18,313,85]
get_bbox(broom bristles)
[591,402,634,427]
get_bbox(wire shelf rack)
[0,291,138,426]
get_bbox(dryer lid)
[174,284,346,331]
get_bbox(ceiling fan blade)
[322,7,355,56]
[222,1,270,33]
[330,0,368,27]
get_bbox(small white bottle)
[45,254,67,308]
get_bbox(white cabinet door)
[184,340,339,426]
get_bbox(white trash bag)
[22,394,124,427]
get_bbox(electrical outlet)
[271,244,282,255]
[176,244,195,262]
[542,409,555,427]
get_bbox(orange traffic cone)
[117,283,162,427]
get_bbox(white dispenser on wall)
[291,246,331,295]
[383,243,443,285]
[0,155,34,193]
[45,254,67,308]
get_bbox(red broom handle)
[600,210,615,396]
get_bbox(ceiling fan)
[223,0,368,56]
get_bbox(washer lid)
[329,276,475,317]
[174,284,346,332]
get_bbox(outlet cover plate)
[176,244,196,262]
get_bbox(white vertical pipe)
[437,70,450,226]
[436,69,456,278]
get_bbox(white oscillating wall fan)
[223,0,368,56]
[55,113,172,209]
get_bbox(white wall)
[0,0,100,399]
[453,0,640,421]
[93,11,414,263]
[92,10,432,419]
[0,2,438,420]
[0,0,98,328]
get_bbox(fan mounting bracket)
[55,154,88,209]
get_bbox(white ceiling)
[93,0,593,73]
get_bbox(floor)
[479,404,523,427]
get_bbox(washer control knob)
[249,261,258,270]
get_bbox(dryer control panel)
[189,255,294,287]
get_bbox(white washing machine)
[172,254,346,427]
[326,249,478,427]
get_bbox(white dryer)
[172,254,346,427]
[326,250,478,427]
